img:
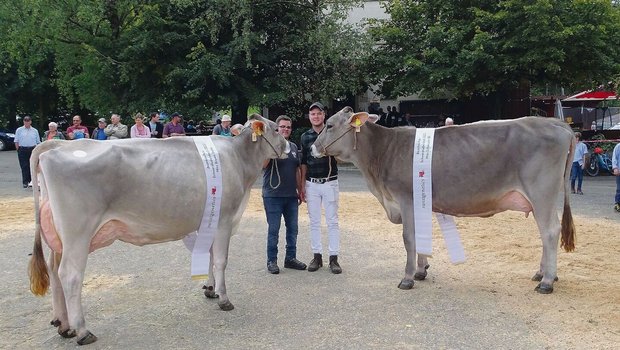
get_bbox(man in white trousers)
[300,102,342,274]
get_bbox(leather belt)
[308,176,338,184]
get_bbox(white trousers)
[305,180,340,256]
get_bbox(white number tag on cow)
[413,128,466,263]
[183,137,223,280]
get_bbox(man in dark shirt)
[300,102,342,274]
[262,115,307,274]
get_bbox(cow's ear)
[368,114,379,124]
[251,120,264,142]
[348,112,371,128]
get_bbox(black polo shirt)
[300,127,338,180]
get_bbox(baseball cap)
[309,102,325,112]
[171,112,182,118]
[97,118,106,123]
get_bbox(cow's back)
[431,117,573,215]
[38,138,208,244]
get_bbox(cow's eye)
[326,124,332,129]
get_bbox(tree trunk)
[231,98,249,125]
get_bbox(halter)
[318,124,357,156]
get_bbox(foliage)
[0,0,371,127]
[368,0,620,104]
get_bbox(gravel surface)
[0,149,618,349]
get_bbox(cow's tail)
[28,141,63,296]
[560,132,576,252]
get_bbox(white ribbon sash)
[183,137,223,280]
[413,129,434,257]
[413,129,466,264]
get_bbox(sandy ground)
[0,150,619,349]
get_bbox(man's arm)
[104,125,113,136]
[116,124,128,138]
[83,126,90,138]
[162,124,170,138]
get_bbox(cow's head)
[311,106,379,159]
[245,113,290,159]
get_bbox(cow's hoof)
[50,319,61,327]
[414,272,427,280]
[59,328,76,338]
[218,301,235,311]
[203,285,219,299]
[398,279,414,290]
[531,273,558,282]
[77,331,98,345]
[414,264,430,281]
[535,283,554,294]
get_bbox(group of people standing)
[262,102,342,275]
[570,131,620,213]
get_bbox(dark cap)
[171,112,182,118]
[309,102,325,112]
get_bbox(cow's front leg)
[414,255,430,281]
[58,238,97,345]
[211,231,233,311]
[398,211,416,289]
[48,251,72,337]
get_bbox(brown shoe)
[329,255,342,274]
[307,253,322,272]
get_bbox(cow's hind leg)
[212,231,234,311]
[203,248,218,299]
[57,236,97,345]
[414,255,430,281]
[532,203,561,294]
[48,252,74,338]
[398,210,416,289]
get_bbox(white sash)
[413,129,434,257]
[183,137,223,280]
[413,129,466,263]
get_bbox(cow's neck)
[348,124,403,197]
[234,132,275,188]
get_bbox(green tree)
[369,0,620,116]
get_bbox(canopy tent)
[563,90,617,102]
[562,90,618,130]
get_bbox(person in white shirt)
[570,132,588,195]
[14,116,41,188]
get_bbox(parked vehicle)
[0,128,16,151]
[586,147,614,177]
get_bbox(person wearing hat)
[299,102,342,274]
[14,116,41,188]
[213,114,232,137]
[104,113,128,139]
[91,118,108,140]
[163,112,186,137]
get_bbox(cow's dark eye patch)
[326,124,333,129]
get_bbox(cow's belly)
[90,220,197,252]
[434,190,533,217]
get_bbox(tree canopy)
[0,0,371,126]
[368,0,620,101]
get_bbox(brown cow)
[311,107,575,294]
